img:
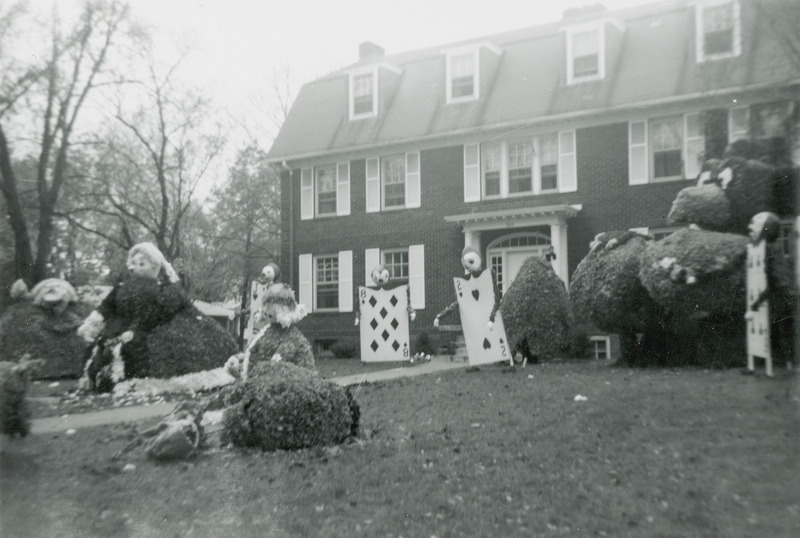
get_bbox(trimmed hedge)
[0,361,31,436]
[638,228,748,319]
[499,256,572,361]
[0,301,91,379]
[146,306,239,378]
[667,184,731,231]
[222,361,358,451]
[247,324,315,370]
[570,230,659,333]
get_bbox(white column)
[464,228,481,254]
[550,221,569,288]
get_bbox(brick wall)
[281,123,696,353]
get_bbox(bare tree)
[66,54,226,264]
[0,0,131,285]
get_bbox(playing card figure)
[434,246,511,366]
[246,263,281,341]
[745,212,796,375]
[357,265,416,362]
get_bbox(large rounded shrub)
[222,361,358,451]
[147,307,239,378]
[0,301,91,379]
[638,228,748,319]
[570,230,659,333]
[667,184,731,231]
[499,256,571,361]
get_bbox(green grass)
[3,360,799,537]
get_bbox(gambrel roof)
[266,0,800,163]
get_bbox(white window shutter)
[338,250,353,312]
[364,248,381,284]
[463,144,481,202]
[301,168,314,219]
[365,157,380,213]
[558,131,577,192]
[298,254,313,312]
[336,162,351,216]
[405,152,421,209]
[408,244,425,309]
[684,113,704,180]
[628,120,648,185]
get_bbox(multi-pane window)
[539,134,559,191]
[352,73,374,116]
[489,254,503,294]
[315,255,339,310]
[572,30,599,78]
[383,250,409,280]
[382,155,406,208]
[315,165,336,216]
[507,141,533,194]
[650,116,683,179]
[702,3,735,56]
[450,53,475,100]
[589,336,611,360]
[482,144,501,197]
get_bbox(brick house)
[266,0,799,358]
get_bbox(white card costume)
[746,240,771,372]
[245,280,268,342]
[359,285,411,362]
[453,271,511,366]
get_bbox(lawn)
[2,359,799,537]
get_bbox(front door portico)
[444,204,582,288]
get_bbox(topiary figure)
[0,358,42,437]
[222,361,359,451]
[637,227,750,368]
[499,255,572,363]
[569,230,667,365]
[667,184,731,231]
[77,243,237,391]
[0,279,91,379]
[638,228,749,320]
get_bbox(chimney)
[562,3,607,20]
[359,41,384,61]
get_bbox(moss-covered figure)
[0,359,41,437]
[77,242,237,391]
[500,256,572,363]
[241,283,314,378]
[571,140,794,369]
[0,279,90,379]
[222,361,359,451]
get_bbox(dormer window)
[565,24,605,84]
[350,70,377,119]
[447,50,478,103]
[696,0,741,62]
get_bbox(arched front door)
[486,232,551,294]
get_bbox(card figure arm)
[406,285,416,321]
[435,300,459,324]
[488,268,501,323]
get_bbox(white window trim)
[565,22,606,85]
[368,152,421,212]
[589,335,611,360]
[302,163,351,219]
[471,131,576,201]
[314,165,337,218]
[629,113,705,184]
[381,248,410,281]
[695,0,741,63]
[349,67,378,120]
[445,47,479,104]
[313,253,341,313]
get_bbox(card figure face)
[454,272,511,366]
[359,285,411,362]
[746,242,771,359]
[245,281,268,341]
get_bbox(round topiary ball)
[570,230,659,333]
[667,184,731,231]
[222,361,358,451]
[499,256,572,361]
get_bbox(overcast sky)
[117,0,657,142]
[19,0,658,190]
